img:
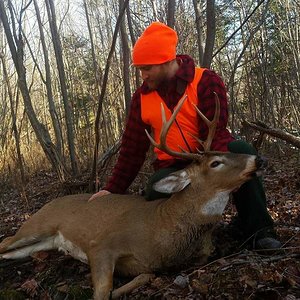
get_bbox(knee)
[228,140,257,155]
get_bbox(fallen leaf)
[21,278,38,297]
[31,251,50,261]
[190,278,209,294]
[57,283,69,293]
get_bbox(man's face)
[136,63,169,90]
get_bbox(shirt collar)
[175,54,195,83]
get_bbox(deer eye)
[210,161,221,168]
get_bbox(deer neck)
[151,187,230,268]
[160,185,231,225]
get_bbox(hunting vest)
[141,67,206,160]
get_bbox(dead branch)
[243,120,300,149]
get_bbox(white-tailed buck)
[0,94,266,299]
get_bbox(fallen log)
[243,121,300,149]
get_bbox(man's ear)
[153,170,191,194]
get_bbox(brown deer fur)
[0,95,265,299]
[0,152,262,299]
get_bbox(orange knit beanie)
[132,22,178,65]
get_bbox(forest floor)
[0,145,299,300]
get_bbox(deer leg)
[88,251,115,300]
[197,229,215,265]
[111,273,155,299]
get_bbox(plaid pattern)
[104,55,234,193]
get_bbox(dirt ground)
[0,145,299,299]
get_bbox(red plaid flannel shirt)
[104,55,234,193]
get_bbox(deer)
[0,94,266,299]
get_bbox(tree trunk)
[83,0,102,99]
[0,53,26,183]
[225,0,270,132]
[166,0,176,29]
[150,0,158,21]
[33,0,63,158]
[0,0,68,182]
[126,5,140,88]
[193,0,204,65]
[119,0,131,116]
[202,0,215,68]
[90,0,130,192]
[45,0,78,175]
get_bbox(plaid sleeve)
[103,91,151,194]
[197,70,234,151]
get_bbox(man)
[90,22,281,250]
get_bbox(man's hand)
[88,190,111,202]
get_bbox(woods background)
[0,0,299,190]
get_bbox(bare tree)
[0,0,68,181]
[202,0,215,68]
[45,0,78,175]
[126,4,140,88]
[119,0,131,115]
[33,0,63,157]
[192,0,204,65]
[83,0,102,99]
[90,0,130,192]
[192,0,216,68]
[150,0,159,21]
[0,52,25,183]
[0,0,299,187]
[166,0,176,28]
[227,1,270,133]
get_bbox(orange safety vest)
[141,67,206,160]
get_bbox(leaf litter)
[0,150,299,299]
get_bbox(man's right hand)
[88,190,111,202]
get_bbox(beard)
[145,80,159,90]
[145,71,168,90]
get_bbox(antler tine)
[192,92,220,152]
[146,92,221,159]
[144,96,187,150]
[145,95,201,160]
[159,95,187,147]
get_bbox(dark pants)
[144,140,275,239]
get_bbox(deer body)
[0,153,261,299]
[0,95,265,299]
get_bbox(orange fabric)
[132,22,178,66]
[141,67,206,160]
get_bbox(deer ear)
[153,170,191,194]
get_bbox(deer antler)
[145,92,221,160]
[191,92,220,152]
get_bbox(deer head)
[147,93,265,202]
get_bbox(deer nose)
[255,156,268,169]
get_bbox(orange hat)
[132,22,178,66]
